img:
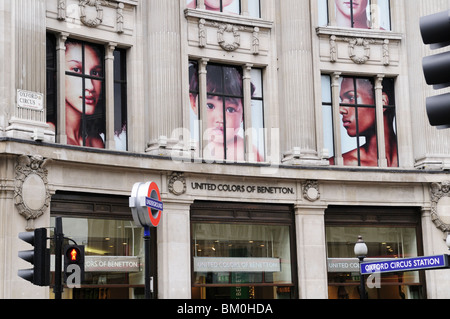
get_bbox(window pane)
[51,217,145,287]
[113,49,127,151]
[193,223,293,285]
[248,0,261,18]
[318,0,329,27]
[339,77,376,167]
[382,78,398,167]
[251,69,264,161]
[326,226,422,299]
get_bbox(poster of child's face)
[65,40,105,148]
[189,62,264,162]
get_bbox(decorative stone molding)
[56,0,128,33]
[14,155,51,231]
[303,180,321,202]
[185,8,272,56]
[168,172,186,196]
[199,19,259,53]
[316,27,402,67]
[430,182,450,232]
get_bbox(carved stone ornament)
[430,182,450,232]
[303,180,320,202]
[57,0,125,33]
[14,155,51,231]
[168,172,186,196]
[329,35,389,65]
[199,19,260,53]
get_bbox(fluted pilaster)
[278,0,324,165]
[145,0,183,155]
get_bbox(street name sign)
[361,254,449,275]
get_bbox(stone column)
[144,0,184,156]
[277,0,325,165]
[157,199,193,299]
[5,0,52,142]
[105,42,117,150]
[295,204,328,299]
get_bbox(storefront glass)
[191,222,295,299]
[50,216,147,299]
[326,225,424,299]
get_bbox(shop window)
[325,206,425,299]
[191,202,297,299]
[318,0,391,30]
[187,0,261,18]
[322,74,398,167]
[50,192,156,300]
[189,61,265,163]
[46,34,128,151]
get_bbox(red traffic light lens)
[67,247,80,262]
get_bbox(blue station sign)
[361,255,449,275]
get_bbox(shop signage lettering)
[327,258,391,272]
[361,255,450,275]
[193,257,281,273]
[191,182,294,195]
[84,256,141,272]
[17,89,44,110]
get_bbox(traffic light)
[18,228,50,286]
[63,245,85,285]
[420,10,450,129]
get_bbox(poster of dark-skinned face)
[64,40,105,148]
[323,76,398,167]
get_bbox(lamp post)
[354,235,368,299]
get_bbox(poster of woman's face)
[65,40,105,148]
[318,0,391,30]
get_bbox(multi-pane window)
[46,34,128,151]
[322,74,398,167]
[64,39,106,148]
[189,61,265,162]
[187,0,261,18]
[318,0,391,30]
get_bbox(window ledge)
[316,26,402,41]
[184,8,273,30]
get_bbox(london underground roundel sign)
[129,182,163,227]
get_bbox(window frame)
[325,206,426,299]
[190,201,298,298]
[321,73,398,168]
[46,33,128,151]
[189,60,266,163]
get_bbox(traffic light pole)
[54,217,64,299]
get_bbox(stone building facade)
[1,0,450,299]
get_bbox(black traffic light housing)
[420,10,450,129]
[18,228,50,286]
[63,245,85,283]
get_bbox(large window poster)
[64,39,105,148]
[318,0,391,30]
[324,76,398,167]
[189,62,264,163]
[186,0,260,17]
